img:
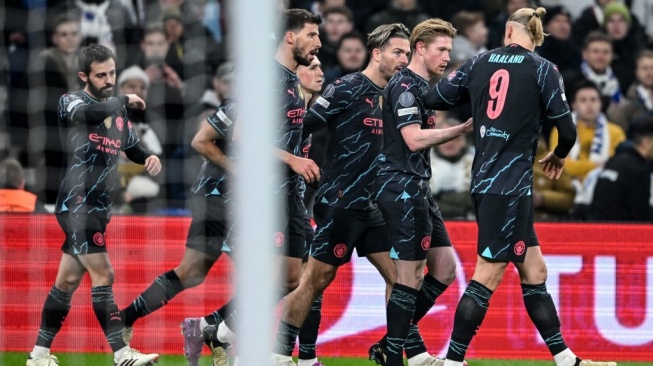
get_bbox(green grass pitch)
[2,353,648,366]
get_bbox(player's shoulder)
[59,90,87,111]
[322,72,360,99]
[218,98,238,120]
[333,71,361,87]
[388,68,422,92]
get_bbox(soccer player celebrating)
[272,23,419,366]
[373,19,472,366]
[201,8,323,362]
[120,61,238,366]
[27,44,161,366]
[422,7,616,366]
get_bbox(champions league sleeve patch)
[398,91,416,107]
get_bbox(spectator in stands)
[537,5,581,75]
[533,137,575,220]
[365,0,430,35]
[0,158,46,213]
[487,0,536,49]
[52,0,137,70]
[573,0,618,44]
[116,66,162,214]
[631,0,653,47]
[590,115,653,222]
[323,31,368,85]
[561,32,622,115]
[318,6,354,70]
[607,50,653,135]
[550,80,625,182]
[34,14,82,204]
[450,11,489,64]
[297,0,346,19]
[160,7,212,208]
[602,2,646,93]
[429,118,475,220]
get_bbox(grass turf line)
[3,353,644,366]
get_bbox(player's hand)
[538,151,565,180]
[461,118,473,133]
[289,155,320,184]
[144,155,161,176]
[126,94,146,110]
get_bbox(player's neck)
[362,65,388,88]
[407,58,430,81]
[275,47,298,74]
[505,35,534,51]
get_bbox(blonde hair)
[507,7,547,46]
[367,23,411,52]
[410,18,457,52]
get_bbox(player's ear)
[372,48,381,62]
[78,71,88,84]
[286,31,295,45]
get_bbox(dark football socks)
[35,285,72,348]
[446,280,493,362]
[91,286,126,352]
[298,293,323,360]
[385,283,418,365]
[122,269,184,327]
[522,282,568,356]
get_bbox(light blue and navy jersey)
[55,91,140,217]
[424,44,570,196]
[272,62,306,196]
[304,72,384,211]
[190,99,237,198]
[376,68,436,201]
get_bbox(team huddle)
[27,6,617,366]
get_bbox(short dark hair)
[451,11,484,38]
[583,31,612,50]
[78,43,116,75]
[50,13,79,33]
[572,79,601,102]
[337,31,367,51]
[630,115,653,145]
[322,6,353,23]
[0,158,24,189]
[279,8,322,41]
[143,22,166,39]
[367,23,410,53]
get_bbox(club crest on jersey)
[447,70,457,81]
[103,117,112,129]
[323,83,335,98]
[480,125,486,138]
[398,92,415,107]
[378,96,383,110]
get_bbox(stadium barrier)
[0,215,651,361]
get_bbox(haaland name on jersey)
[488,54,525,64]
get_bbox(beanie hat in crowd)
[118,65,150,89]
[603,2,632,27]
[543,6,571,27]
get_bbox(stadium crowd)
[1,0,652,221]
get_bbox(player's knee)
[175,266,207,288]
[429,262,457,286]
[520,265,547,285]
[90,268,114,287]
[57,275,83,292]
[313,265,337,291]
